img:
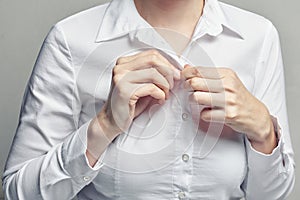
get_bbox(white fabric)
[3,0,295,199]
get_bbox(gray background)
[0,0,298,199]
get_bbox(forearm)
[244,109,295,199]
[86,107,121,167]
[3,122,102,200]
[247,110,278,154]
[244,134,295,200]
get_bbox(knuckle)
[113,65,121,75]
[149,68,158,76]
[148,54,159,64]
[231,70,238,78]
[147,50,162,65]
[149,49,160,56]
[222,67,232,74]
[223,78,235,91]
[112,75,121,85]
[193,67,200,76]
[192,92,199,102]
[146,58,154,66]
[226,68,237,78]
[116,57,125,65]
[149,84,157,92]
[225,106,238,121]
[225,93,237,105]
[189,78,197,88]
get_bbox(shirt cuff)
[245,117,288,174]
[62,120,105,185]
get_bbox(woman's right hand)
[86,50,180,166]
[93,50,181,141]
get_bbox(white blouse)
[3,0,295,199]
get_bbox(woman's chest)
[75,36,254,199]
[83,133,246,200]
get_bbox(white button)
[83,176,90,182]
[182,154,190,162]
[182,113,189,120]
[178,191,186,199]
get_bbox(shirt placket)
[171,50,198,200]
[132,30,207,199]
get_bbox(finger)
[117,56,175,88]
[135,55,176,85]
[134,96,154,117]
[184,77,224,93]
[130,83,166,105]
[182,65,224,80]
[200,107,226,123]
[189,91,225,107]
[118,68,170,99]
[116,50,181,80]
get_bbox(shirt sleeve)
[2,25,104,200]
[243,22,295,199]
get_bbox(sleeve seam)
[54,24,81,129]
[253,21,273,96]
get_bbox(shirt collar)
[95,0,244,43]
[95,0,151,42]
[195,0,244,39]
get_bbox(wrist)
[95,107,122,141]
[86,110,121,167]
[248,114,277,154]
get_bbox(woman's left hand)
[181,65,277,154]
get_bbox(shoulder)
[55,3,109,33]
[45,3,110,47]
[219,2,278,43]
[42,3,111,65]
